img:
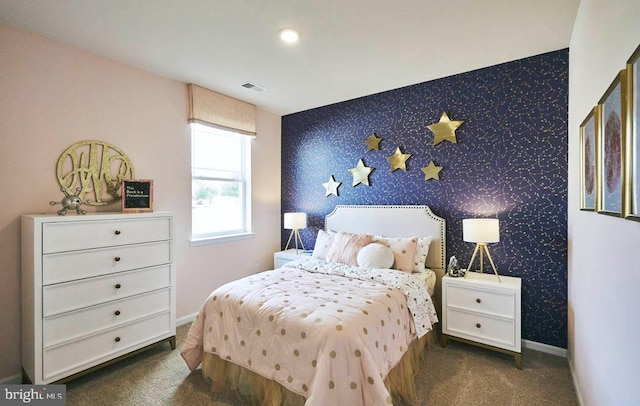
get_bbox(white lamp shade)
[284,212,307,230]
[463,218,499,243]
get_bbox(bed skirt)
[201,330,435,406]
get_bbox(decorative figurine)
[447,255,465,277]
[49,187,87,215]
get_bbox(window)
[191,123,252,243]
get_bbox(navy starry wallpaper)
[281,49,568,348]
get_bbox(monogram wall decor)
[55,140,135,206]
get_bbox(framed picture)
[624,43,640,221]
[596,70,627,217]
[579,107,598,211]
[121,179,154,213]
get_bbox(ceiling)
[0,0,580,116]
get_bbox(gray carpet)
[65,323,579,405]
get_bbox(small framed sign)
[121,179,153,213]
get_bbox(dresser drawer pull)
[115,284,121,289]
[476,298,482,303]
[114,230,121,235]
[114,337,121,342]
[114,256,121,262]
[114,310,121,316]
[475,323,481,329]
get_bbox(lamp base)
[284,229,305,255]
[466,243,501,283]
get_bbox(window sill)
[190,232,255,247]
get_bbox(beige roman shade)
[187,84,256,135]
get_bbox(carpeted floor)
[65,323,579,405]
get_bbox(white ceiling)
[0,0,580,116]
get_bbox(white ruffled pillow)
[357,243,395,269]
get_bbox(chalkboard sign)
[121,179,153,213]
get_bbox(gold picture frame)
[596,70,627,217]
[580,107,598,211]
[623,43,640,221]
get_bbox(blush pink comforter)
[181,259,437,406]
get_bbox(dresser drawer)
[42,217,171,254]
[445,308,516,349]
[43,241,171,285]
[44,288,171,347]
[446,284,515,319]
[43,265,172,317]
[43,312,172,382]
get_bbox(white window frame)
[190,123,252,245]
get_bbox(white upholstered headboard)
[324,205,446,273]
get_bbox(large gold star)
[348,159,373,186]
[322,175,341,196]
[427,112,464,145]
[386,147,411,172]
[421,161,443,181]
[365,133,382,152]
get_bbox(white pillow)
[357,243,394,269]
[312,229,335,260]
[413,236,433,273]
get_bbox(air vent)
[240,82,266,92]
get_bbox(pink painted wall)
[0,25,281,380]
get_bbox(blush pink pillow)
[373,236,418,273]
[326,231,373,266]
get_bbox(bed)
[181,205,446,405]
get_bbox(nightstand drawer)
[446,308,516,349]
[446,284,515,319]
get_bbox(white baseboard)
[568,356,585,406]
[176,312,198,327]
[0,373,22,384]
[522,339,567,357]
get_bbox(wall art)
[624,43,640,221]
[597,70,627,217]
[579,107,598,211]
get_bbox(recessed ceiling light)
[279,28,299,44]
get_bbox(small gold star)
[322,175,341,196]
[348,159,373,186]
[365,133,382,152]
[386,147,411,172]
[421,161,443,181]
[427,112,464,145]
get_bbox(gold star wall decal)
[386,147,411,172]
[322,175,341,196]
[427,112,464,145]
[421,161,443,181]
[348,159,373,186]
[365,133,382,151]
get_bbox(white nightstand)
[273,249,312,269]
[441,271,522,368]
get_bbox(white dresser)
[441,272,521,368]
[21,211,176,384]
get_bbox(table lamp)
[284,212,307,254]
[463,218,501,282]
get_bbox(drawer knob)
[475,323,481,329]
[476,298,482,303]
[115,284,121,289]
[115,337,121,342]
[114,256,121,262]
[114,230,121,235]
[114,310,121,316]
